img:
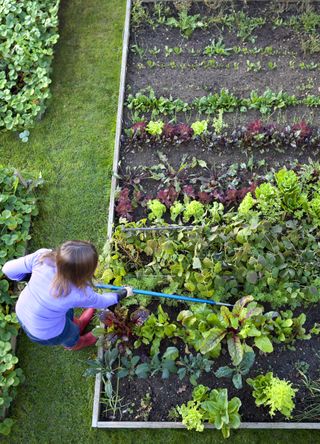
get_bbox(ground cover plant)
[0,167,39,435]
[92,0,320,437]
[0,0,60,132]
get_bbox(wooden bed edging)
[93,421,320,429]
[93,0,320,430]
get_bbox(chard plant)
[198,296,275,365]
[133,305,179,356]
[95,306,150,351]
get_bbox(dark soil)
[99,301,320,423]
[119,0,320,180]
[125,1,320,127]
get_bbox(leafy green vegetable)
[177,353,213,386]
[199,296,272,365]
[0,167,39,434]
[147,199,166,222]
[215,352,255,389]
[183,200,205,223]
[191,120,208,136]
[134,305,178,355]
[166,11,206,38]
[176,385,241,438]
[247,372,297,418]
[146,120,164,136]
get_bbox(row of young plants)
[116,154,267,220]
[131,1,320,48]
[132,42,296,59]
[0,167,40,435]
[126,88,320,120]
[0,0,60,132]
[126,118,317,147]
[135,58,320,73]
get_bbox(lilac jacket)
[2,249,118,340]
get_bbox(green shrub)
[0,166,39,434]
[0,1,60,131]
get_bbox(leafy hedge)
[0,0,60,131]
[0,166,39,435]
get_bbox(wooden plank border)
[94,421,320,429]
[92,0,132,428]
[141,0,320,3]
[93,0,320,430]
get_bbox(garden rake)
[95,283,233,307]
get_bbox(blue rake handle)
[95,284,233,307]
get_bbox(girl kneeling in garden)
[2,240,132,350]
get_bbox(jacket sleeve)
[74,287,120,309]
[2,249,50,281]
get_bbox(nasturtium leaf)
[246,271,258,284]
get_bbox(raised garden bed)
[92,0,320,435]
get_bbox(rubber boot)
[66,332,97,351]
[73,308,95,334]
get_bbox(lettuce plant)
[146,120,164,136]
[147,199,166,222]
[130,121,147,138]
[183,200,205,223]
[115,188,133,220]
[247,372,297,418]
[176,385,241,438]
[275,168,306,214]
[191,120,208,136]
[255,182,282,220]
[170,201,184,221]
[307,195,320,226]
[157,187,178,208]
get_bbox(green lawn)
[1,0,320,443]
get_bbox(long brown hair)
[41,240,98,297]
